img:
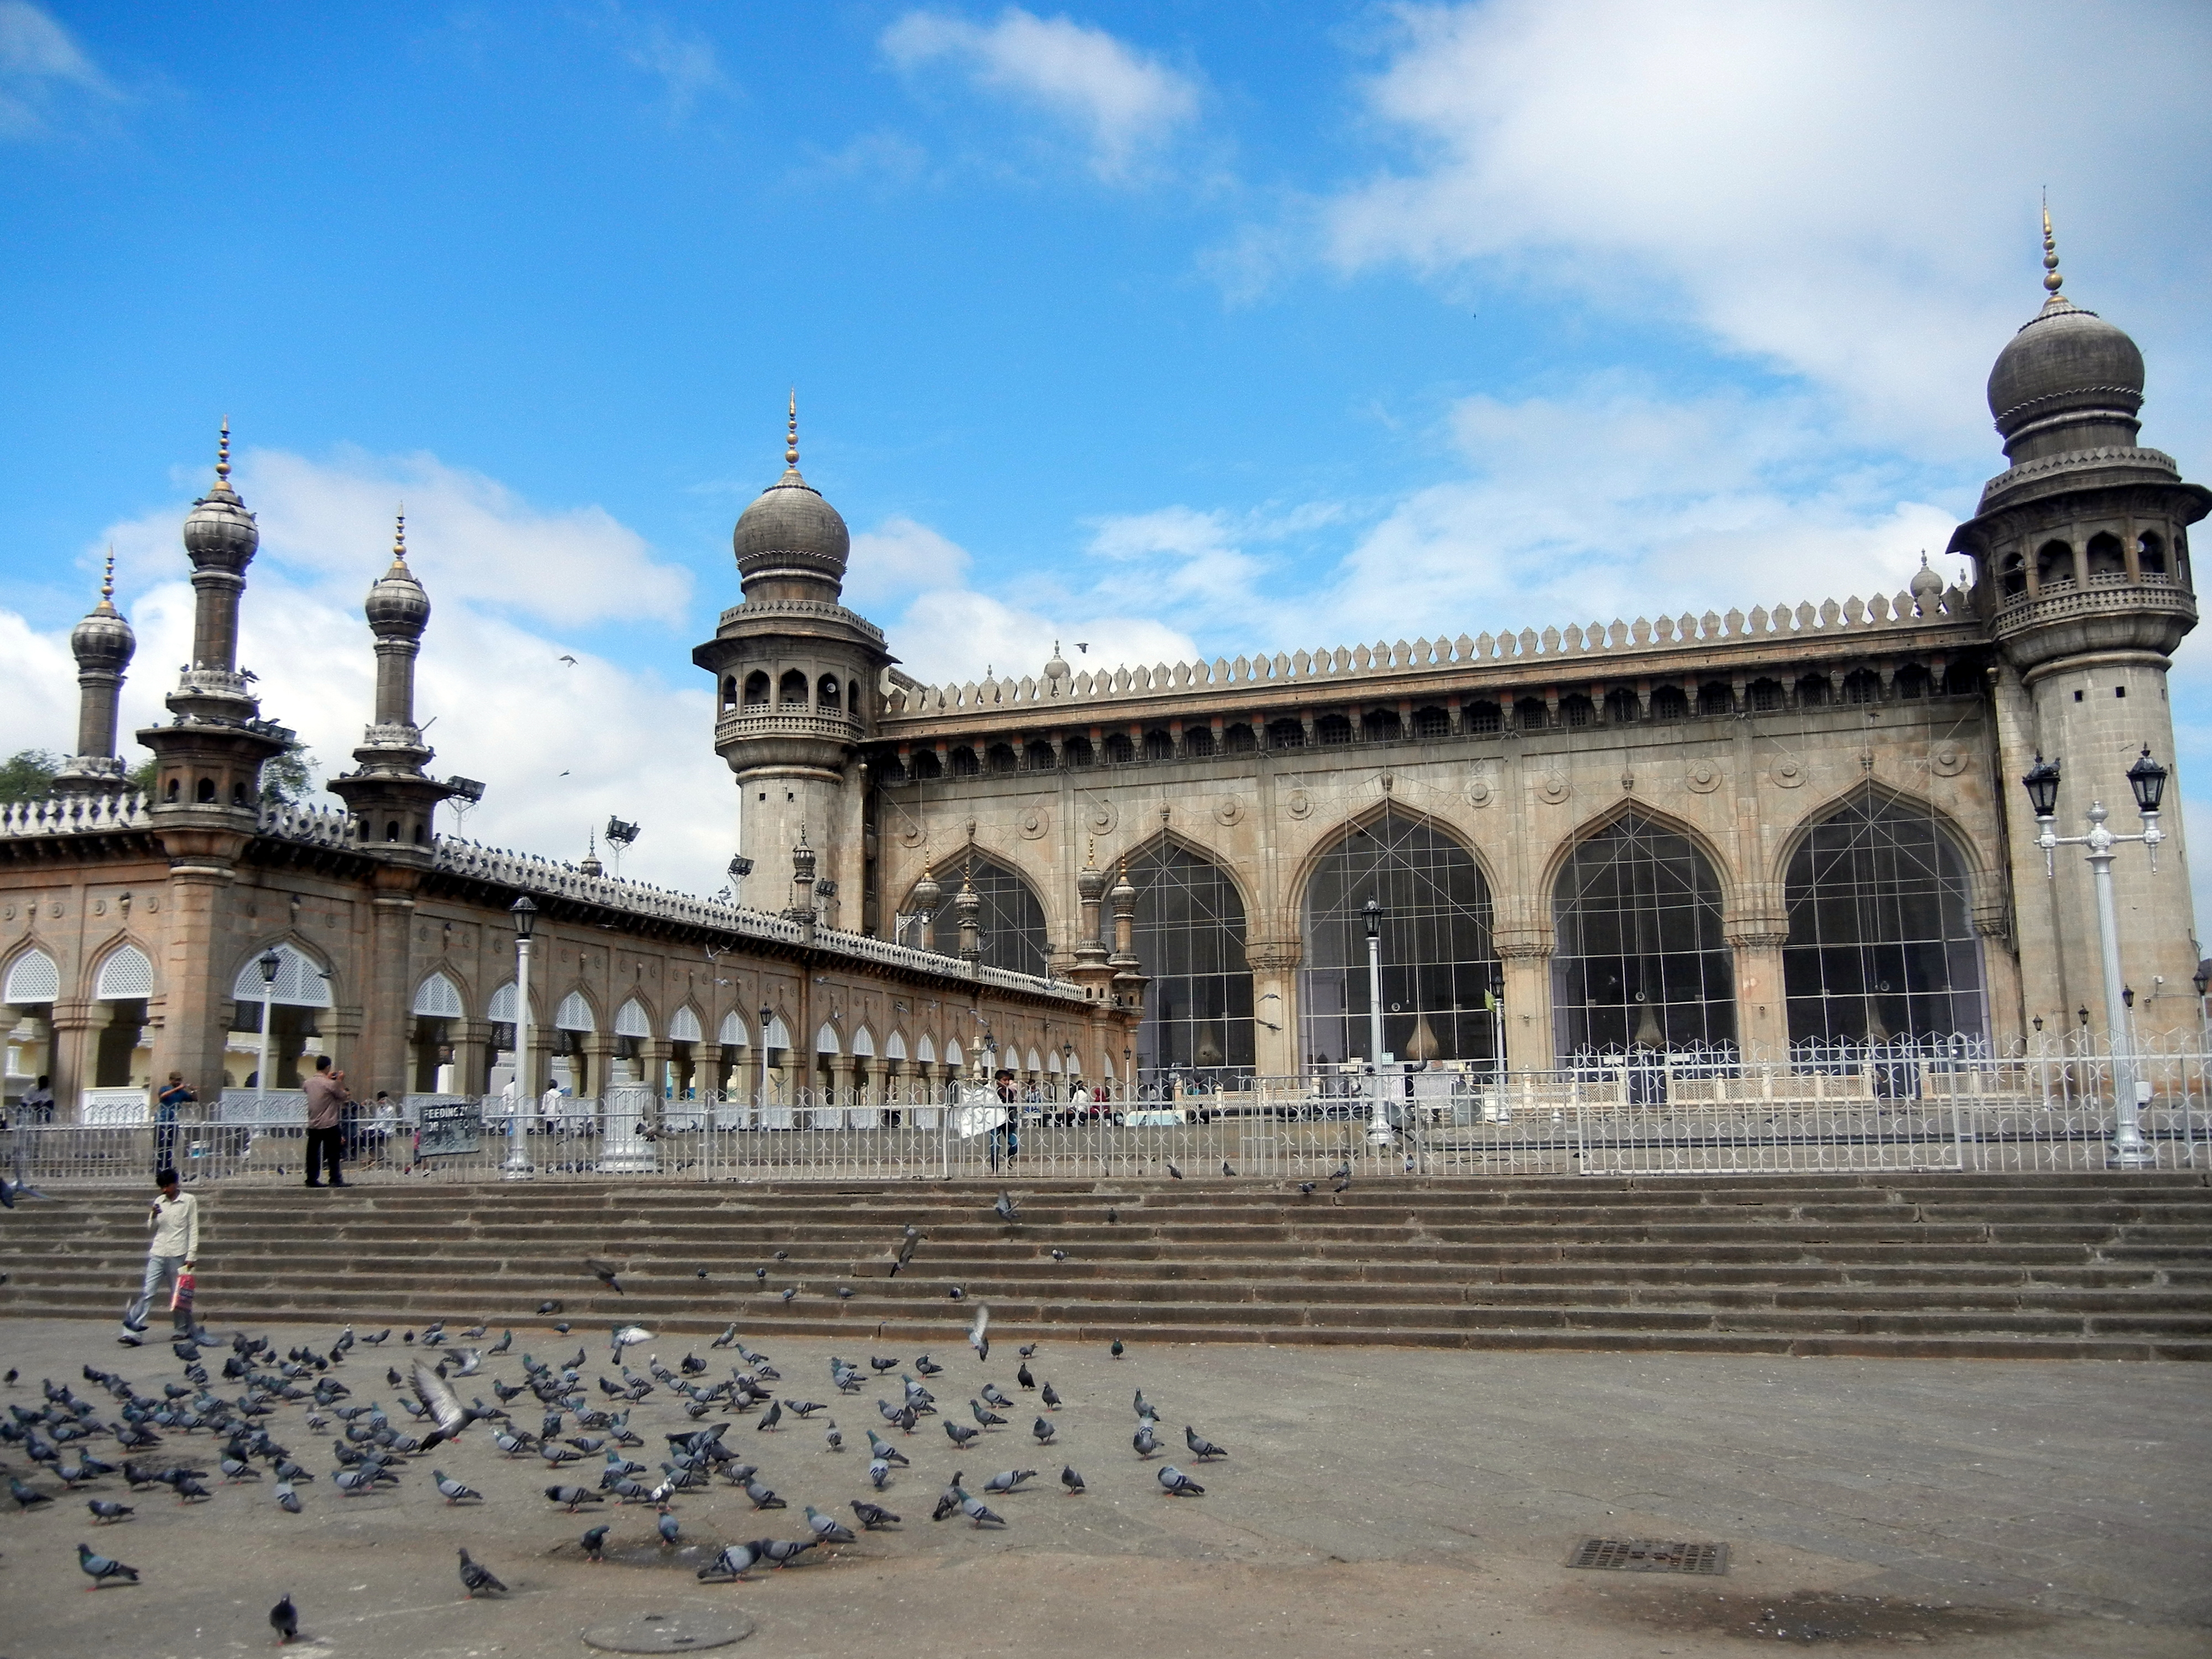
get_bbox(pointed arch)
[915,1033,937,1064]
[897,853,1050,977]
[1284,799,1496,919]
[761,1012,792,1049]
[815,1021,842,1055]
[1116,833,1253,1083]
[554,990,598,1032]
[667,1005,703,1044]
[943,1037,964,1071]
[1295,804,1498,1069]
[1549,806,1734,1057]
[1537,794,1736,904]
[412,970,466,1019]
[718,1009,749,1047]
[851,1026,876,1058]
[614,997,654,1039]
[1769,779,1989,893]
[885,1030,909,1062]
[3,945,60,1005]
[488,981,521,1024]
[228,939,330,1008]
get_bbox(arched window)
[950,746,979,776]
[1650,686,1688,721]
[2000,551,2027,598]
[1747,679,1783,712]
[3,946,60,1004]
[1797,675,1830,708]
[1267,718,1305,749]
[1841,670,1880,705]
[1142,729,1175,761]
[721,676,737,710]
[1783,790,1986,1046]
[1551,812,1735,1057]
[987,743,1018,775]
[818,675,842,710]
[1183,727,1214,758]
[1604,690,1639,725]
[1224,723,1256,753]
[744,671,770,706]
[196,776,216,803]
[1514,697,1547,730]
[779,669,809,704]
[411,972,465,1019]
[2085,531,2126,578]
[1465,701,1501,734]
[1299,810,1495,1071]
[1315,713,1352,745]
[1026,740,1055,770]
[2036,539,2074,588]
[1361,708,1402,742]
[1126,841,1252,1084]
[229,943,328,1007]
[2138,530,2168,576]
[1411,706,1449,738]
[878,755,909,785]
[1559,694,1593,729]
[1697,682,1734,718]
[1893,665,1929,701]
[1062,735,1094,768]
[911,749,942,779]
[898,855,1048,978]
[1102,733,1133,764]
[1943,660,1982,696]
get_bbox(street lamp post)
[504,897,536,1180]
[1363,898,1391,1145]
[2022,748,2168,1167]
[254,948,281,1121]
[759,1005,774,1120]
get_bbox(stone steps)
[5,1172,2206,1360]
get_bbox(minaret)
[329,514,460,848]
[693,397,895,924]
[910,862,942,953]
[53,552,135,796]
[1949,211,2210,1040]
[954,864,983,963]
[138,422,289,816]
[1108,860,1149,1020]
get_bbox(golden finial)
[100,546,116,604]
[786,389,799,468]
[215,418,232,483]
[393,508,408,564]
[2042,193,2063,296]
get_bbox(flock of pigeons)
[2,1192,1239,1646]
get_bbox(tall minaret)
[53,552,135,796]
[329,513,458,847]
[138,422,289,816]
[1950,211,2212,1041]
[693,397,894,920]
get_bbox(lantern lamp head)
[509,895,537,940]
[2127,746,2168,815]
[2021,754,2062,820]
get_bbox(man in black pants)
[302,1055,350,1188]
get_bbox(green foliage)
[0,749,61,803]
[259,739,319,807]
[125,754,158,797]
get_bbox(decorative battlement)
[0,791,152,838]
[714,598,885,643]
[883,586,1975,720]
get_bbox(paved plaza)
[0,1314,2206,1658]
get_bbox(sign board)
[418,1099,483,1157]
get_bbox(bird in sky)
[559,655,577,665]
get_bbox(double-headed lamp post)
[255,948,281,1116]
[504,896,536,1180]
[2021,747,2168,1168]
[1363,898,1391,1144]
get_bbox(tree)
[0,749,60,803]
[259,739,319,807]
[125,754,157,797]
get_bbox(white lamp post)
[2023,748,2167,1168]
[504,896,536,1180]
[254,948,281,1121]
[1364,898,1392,1145]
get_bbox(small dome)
[1044,641,1071,686]
[732,400,848,596]
[71,595,134,670]
[1986,296,2144,437]
[365,517,431,638]
[181,423,259,570]
[1909,555,1944,604]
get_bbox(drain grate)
[1567,1537,1729,1575]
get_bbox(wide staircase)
[4,1173,2209,1359]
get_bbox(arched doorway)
[1298,809,1498,1074]
[899,854,1050,978]
[229,942,333,1092]
[1551,812,1735,1057]
[1783,789,1987,1046]
[1126,840,1253,1088]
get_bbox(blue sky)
[2,1,2208,906]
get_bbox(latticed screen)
[1300,809,1498,1070]
[1782,789,1986,1044]
[1552,812,1735,1056]
[1127,841,1253,1082]
[898,855,1050,979]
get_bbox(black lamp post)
[504,896,537,1180]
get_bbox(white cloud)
[881,6,1199,182]
[0,0,115,136]
[846,515,972,612]
[1313,0,2212,452]
[612,8,731,116]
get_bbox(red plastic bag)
[169,1269,195,1317]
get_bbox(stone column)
[583,1032,617,1113]
[452,1016,491,1096]
[358,867,421,1102]
[1726,928,1791,1059]
[640,1038,671,1130]
[48,998,105,1120]
[695,1040,723,1105]
[1244,941,1301,1077]
[153,833,249,1109]
[1495,939,1554,1074]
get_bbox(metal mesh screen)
[1552,812,1735,1057]
[899,855,1049,979]
[1128,841,1253,1085]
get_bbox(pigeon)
[756,1537,817,1568]
[457,1548,507,1597]
[1332,1161,1352,1193]
[959,1490,1005,1528]
[1167,1161,1183,1180]
[11,1477,51,1508]
[410,1359,480,1451]
[611,1325,653,1355]
[1060,1464,1086,1495]
[852,1498,900,1528]
[545,1484,602,1511]
[1298,1181,1316,1196]
[658,1512,681,1548]
[805,1504,856,1544]
[914,1354,943,1377]
[754,1400,782,1432]
[1158,1464,1206,1496]
[982,1469,1035,1494]
[1032,1417,1056,1444]
[823,1422,842,1452]
[1110,1339,1125,1360]
[974,1394,1008,1423]
[743,1478,785,1510]
[77,1541,140,1587]
[362,1329,390,1345]
[540,1443,580,1466]
[1186,1425,1228,1460]
[1019,1343,1039,1358]
[586,1258,625,1294]
[780,1287,797,1304]
[948,1286,964,1301]
[865,1430,908,1467]
[1041,1381,1062,1410]
[869,1355,900,1373]
[994,1190,1020,1223]
[1222,1160,1235,1177]
[1016,1361,1035,1390]
[711,1323,738,1349]
[488,1330,512,1355]
[579,1523,611,1562]
[433,1470,482,1504]
[945,1421,979,1449]
[967,1306,992,1364]
[1134,1389,1155,1419]
[1133,1422,1160,1457]
[836,1286,854,1300]
[698,1541,758,1580]
[889,1225,920,1277]
[87,1498,133,1523]
[275,1480,302,1513]
[1051,1248,1067,1261]
[270,1592,299,1644]
[1107,1206,1119,1223]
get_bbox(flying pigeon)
[586,1259,625,1294]
[1158,1464,1206,1496]
[457,1548,507,1597]
[994,1190,1020,1223]
[270,1592,298,1644]
[1185,1425,1228,1460]
[410,1360,480,1451]
[77,1541,140,1587]
[889,1225,920,1277]
[967,1305,991,1363]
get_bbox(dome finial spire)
[786,388,799,469]
[392,507,408,566]
[2041,192,2064,298]
[215,418,232,483]
[100,546,116,607]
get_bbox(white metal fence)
[7,1038,2206,1186]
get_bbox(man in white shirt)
[119,1167,199,1345]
